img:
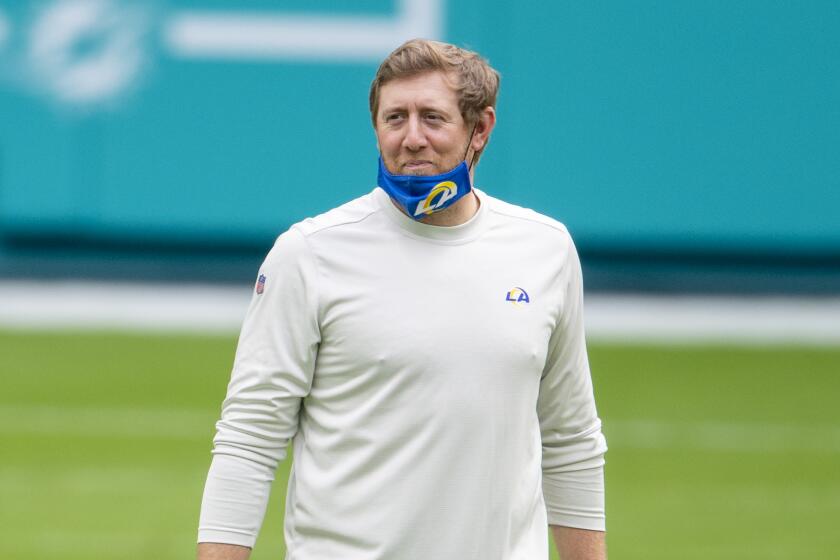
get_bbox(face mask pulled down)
[376,157,473,220]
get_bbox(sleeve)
[198,227,321,546]
[537,234,608,531]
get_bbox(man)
[198,39,607,560]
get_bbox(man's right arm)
[197,543,251,560]
[197,229,321,552]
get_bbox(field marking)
[2,528,198,558]
[0,404,216,440]
[2,403,839,454]
[1,280,839,344]
[163,0,443,61]
[606,419,840,455]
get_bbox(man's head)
[370,39,500,172]
[370,39,500,132]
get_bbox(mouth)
[402,160,434,172]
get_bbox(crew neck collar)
[374,187,489,243]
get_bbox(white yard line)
[3,403,838,454]
[0,404,215,440]
[0,280,838,344]
[605,420,840,455]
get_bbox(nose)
[402,114,427,151]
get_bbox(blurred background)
[1,1,838,559]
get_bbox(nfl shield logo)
[256,274,266,295]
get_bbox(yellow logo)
[414,181,458,216]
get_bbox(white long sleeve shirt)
[198,187,607,559]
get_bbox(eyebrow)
[379,102,456,118]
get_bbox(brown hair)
[369,39,500,129]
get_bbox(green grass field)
[2,330,839,559]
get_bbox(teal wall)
[1,0,838,257]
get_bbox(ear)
[471,106,496,152]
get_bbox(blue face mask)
[377,157,473,220]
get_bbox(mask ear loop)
[463,123,479,172]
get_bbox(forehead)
[377,71,459,111]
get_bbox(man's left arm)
[537,233,607,560]
[550,526,606,560]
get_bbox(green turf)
[1,330,839,559]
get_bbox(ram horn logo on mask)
[414,181,458,216]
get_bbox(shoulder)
[263,190,379,268]
[482,192,574,247]
[291,190,380,239]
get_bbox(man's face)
[375,71,471,177]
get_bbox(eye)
[384,113,404,123]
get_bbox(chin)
[399,165,439,176]
[403,169,438,177]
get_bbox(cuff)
[543,464,606,531]
[197,528,257,548]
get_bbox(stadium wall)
[1,1,838,291]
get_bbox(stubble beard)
[399,157,462,177]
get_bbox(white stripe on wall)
[0,9,10,47]
[0,281,838,343]
[163,0,443,61]
[585,295,840,345]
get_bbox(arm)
[538,234,608,536]
[197,229,321,552]
[550,526,606,560]
[197,543,251,560]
